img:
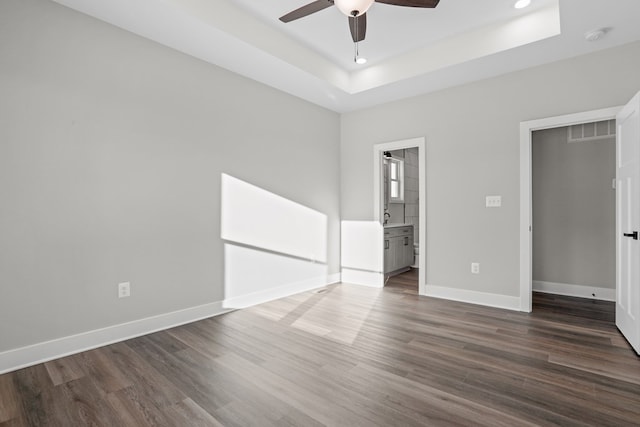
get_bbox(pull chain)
[352,11,359,63]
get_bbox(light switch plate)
[486,195,502,208]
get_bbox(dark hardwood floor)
[1,275,639,426]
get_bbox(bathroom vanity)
[383,224,414,275]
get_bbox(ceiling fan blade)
[375,0,440,7]
[348,13,367,42]
[279,0,334,23]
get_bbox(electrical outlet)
[118,282,130,298]
[471,263,480,274]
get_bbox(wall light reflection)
[221,174,330,309]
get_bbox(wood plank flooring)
[385,268,419,295]
[2,272,639,426]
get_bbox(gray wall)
[0,0,340,352]
[532,127,615,288]
[341,41,640,297]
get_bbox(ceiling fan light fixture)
[514,0,531,9]
[355,56,367,64]
[334,0,374,17]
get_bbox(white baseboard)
[425,285,522,312]
[223,273,341,309]
[533,280,615,302]
[0,300,231,375]
[341,268,384,288]
[0,273,342,375]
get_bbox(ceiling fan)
[279,0,441,43]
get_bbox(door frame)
[373,137,426,295]
[519,107,621,312]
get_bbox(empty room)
[1,0,640,425]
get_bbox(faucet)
[384,212,391,225]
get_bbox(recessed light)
[356,57,367,64]
[514,0,531,9]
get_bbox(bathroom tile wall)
[383,148,419,240]
[404,147,419,244]
[386,150,405,224]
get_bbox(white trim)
[425,285,521,311]
[223,273,341,308]
[0,300,231,375]
[519,106,622,312]
[0,273,341,375]
[532,280,615,302]
[341,269,384,287]
[373,137,427,295]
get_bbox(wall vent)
[568,119,616,143]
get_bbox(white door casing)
[616,91,640,355]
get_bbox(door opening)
[531,123,616,305]
[520,107,620,312]
[373,138,426,296]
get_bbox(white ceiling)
[52,0,640,112]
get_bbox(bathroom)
[383,147,420,281]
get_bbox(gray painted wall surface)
[0,0,340,352]
[340,42,640,297]
[532,127,615,288]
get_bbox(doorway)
[519,107,620,312]
[531,123,616,316]
[373,137,426,296]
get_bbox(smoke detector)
[584,28,609,42]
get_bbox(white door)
[616,91,640,355]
